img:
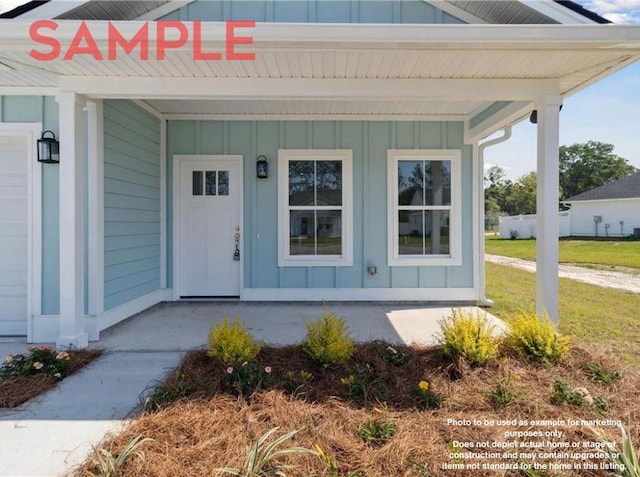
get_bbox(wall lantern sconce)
[256,155,269,179]
[529,104,563,124]
[37,130,60,164]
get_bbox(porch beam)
[56,91,89,349]
[59,77,560,102]
[535,94,562,324]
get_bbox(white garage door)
[0,134,29,336]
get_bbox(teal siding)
[167,120,474,290]
[103,100,161,310]
[0,96,60,315]
[161,0,465,23]
[470,101,513,129]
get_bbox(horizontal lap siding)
[104,100,161,310]
[166,120,474,290]
[0,96,59,314]
[161,0,463,23]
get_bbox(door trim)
[0,122,42,339]
[172,155,244,300]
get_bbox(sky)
[0,0,638,179]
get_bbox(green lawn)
[486,236,640,269]
[485,261,640,363]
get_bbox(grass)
[485,261,640,363]
[485,236,640,270]
[77,342,639,477]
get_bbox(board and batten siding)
[160,0,464,23]
[103,100,161,311]
[166,120,474,291]
[0,96,59,315]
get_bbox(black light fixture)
[529,104,563,124]
[37,130,60,164]
[256,155,269,179]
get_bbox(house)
[0,0,639,346]
[562,171,640,237]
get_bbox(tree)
[559,141,636,200]
[505,171,537,215]
[484,165,513,217]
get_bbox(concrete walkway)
[486,254,640,293]
[0,303,504,476]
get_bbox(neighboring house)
[562,171,640,238]
[0,0,638,345]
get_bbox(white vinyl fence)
[499,212,571,239]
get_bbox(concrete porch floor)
[97,302,506,351]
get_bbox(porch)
[95,302,506,352]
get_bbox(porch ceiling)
[0,22,639,122]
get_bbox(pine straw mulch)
[0,349,104,408]
[77,343,638,477]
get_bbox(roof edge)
[0,0,48,19]
[554,1,612,24]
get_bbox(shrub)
[438,309,500,366]
[302,307,355,367]
[207,317,261,365]
[143,373,191,411]
[506,312,570,365]
[1,346,71,380]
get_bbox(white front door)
[0,134,29,335]
[177,156,243,297]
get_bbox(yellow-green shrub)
[303,308,355,367]
[438,309,500,366]
[506,311,570,365]
[207,317,261,365]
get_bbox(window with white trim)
[278,150,353,267]
[387,150,462,266]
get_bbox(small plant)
[551,379,607,411]
[314,444,364,477]
[591,425,640,477]
[490,374,519,409]
[356,407,396,446]
[208,317,261,365]
[415,380,442,410]
[224,362,272,396]
[581,362,622,385]
[88,435,153,477]
[375,343,410,366]
[438,309,500,366]
[1,346,71,380]
[339,363,387,404]
[302,307,354,367]
[509,230,519,240]
[280,370,313,397]
[216,427,316,477]
[143,373,191,411]
[506,311,570,365]
[551,379,586,406]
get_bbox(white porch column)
[535,95,562,324]
[56,92,88,349]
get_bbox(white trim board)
[278,149,354,268]
[242,287,479,302]
[387,149,462,267]
[0,122,42,341]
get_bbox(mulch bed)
[0,349,104,408]
[77,343,638,477]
